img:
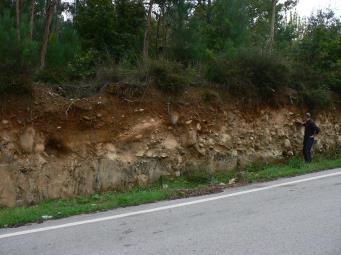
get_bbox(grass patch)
[1,153,340,228]
[240,156,341,183]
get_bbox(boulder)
[284,139,291,149]
[135,174,149,187]
[19,127,36,153]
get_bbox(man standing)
[303,113,320,163]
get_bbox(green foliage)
[295,10,341,97]
[46,24,81,68]
[75,0,145,62]
[146,59,189,95]
[206,50,291,106]
[302,87,332,110]
[66,49,99,81]
[0,0,340,109]
[0,10,38,95]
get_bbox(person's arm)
[312,121,320,135]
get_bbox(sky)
[62,0,341,18]
[295,0,341,17]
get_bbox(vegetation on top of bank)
[0,1,340,110]
[1,150,340,228]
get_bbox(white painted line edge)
[1,170,340,240]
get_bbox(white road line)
[1,170,340,240]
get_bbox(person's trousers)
[303,137,314,162]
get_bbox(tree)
[143,0,154,62]
[40,0,57,69]
[16,0,21,41]
[267,0,277,54]
[29,0,35,40]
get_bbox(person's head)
[305,112,311,121]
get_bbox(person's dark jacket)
[304,119,320,138]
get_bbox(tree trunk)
[155,13,161,57]
[29,0,35,40]
[16,0,21,41]
[143,0,154,63]
[207,0,211,23]
[160,3,166,55]
[268,0,277,54]
[40,0,56,70]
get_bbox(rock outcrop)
[0,87,340,207]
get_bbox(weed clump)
[182,165,213,184]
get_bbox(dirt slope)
[0,85,340,207]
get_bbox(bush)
[146,59,190,95]
[0,63,33,95]
[205,50,291,106]
[0,11,37,95]
[66,49,99,81]
[302,87,332,110]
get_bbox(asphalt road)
[1,168,341,255]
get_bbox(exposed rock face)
[0,108,340,207]
[19,127,36,153]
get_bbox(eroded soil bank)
[1,85,340,207]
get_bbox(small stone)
[57,126,62,129]
[284,139,291,149]
[160,153,168,158]
[83,116,91,121]
[228,178,237,185]
[41,215,53,220]
[34,144,45,153]
[135,134,143,140]
[136,151,144,157]
[1,120,9,125]
[136,174,149,187]
[146,150,153,157]
[230,150,238,157]
[175,171,181,177]
[96,113,102,118]
[336,136,341,146]
[162,184,169,189]
[186,120,193,125]
[196,123,201,131]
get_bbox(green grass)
[1,153,340,228]
[240,156,341,183]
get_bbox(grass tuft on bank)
[1,153,340,228]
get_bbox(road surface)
[1,168,341,255]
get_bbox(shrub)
[302,87,332,110]
[0,62,33,95]
[66,49,99,81]
[205,50,291,106]
[0,11,37,95]
[146,59,190,95]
